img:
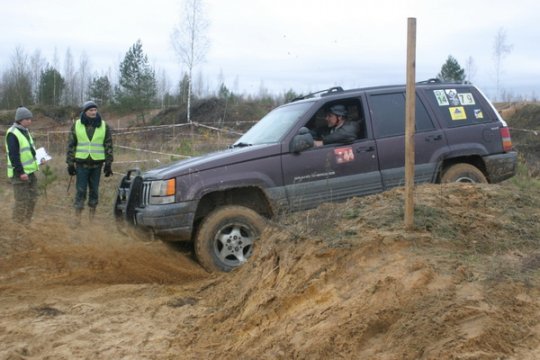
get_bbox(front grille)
[141,181,152,207]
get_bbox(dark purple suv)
[115,81,517,272]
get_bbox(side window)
[306,98,366,141]
[369,92,434,138]
[428,88,493,127]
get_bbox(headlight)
[149,178,176,204]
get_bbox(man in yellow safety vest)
[66,101,114,223]
[5,106,40,224]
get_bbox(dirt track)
[2,183,540,359]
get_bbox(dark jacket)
[311,120,360,145]
[66,112,113,166]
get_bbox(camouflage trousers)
[11,172,39,224]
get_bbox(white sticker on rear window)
[434,90,449,106]
[458,93,476,105]
[445,89,460,106]
[474,109,484,119]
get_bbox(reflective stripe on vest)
[5,126,39,178]
[74,119,106,160]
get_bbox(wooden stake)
[405,18,416,231]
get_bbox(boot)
[89,207,96,223]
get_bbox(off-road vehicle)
[114,80,517,272]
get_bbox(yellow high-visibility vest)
[5,126,39,178]
[74,119,106,160]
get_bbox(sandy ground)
[1,181,540,359]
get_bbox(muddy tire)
[441,163,487,183]
[194,206,266,272]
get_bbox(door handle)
[357,146,375,153]
[425,134,442,142]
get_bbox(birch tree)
[464,56,477,84]
[30,50,46,103]
[493,27,513,100]
[63,48,77,105]
[171,0,209,123]
[78,52,90,104]
[3,47,33,107]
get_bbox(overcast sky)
[1,0,539,100]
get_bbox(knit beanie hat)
[81,101,98,113]
[15,106,33,122]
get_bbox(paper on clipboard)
[36,147,52,163]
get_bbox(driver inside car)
[310,104,359,146]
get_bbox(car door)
[281,139,382,211]
[281,97,383,211]
[366,90,449,189]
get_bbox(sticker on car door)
[334,146,355,164]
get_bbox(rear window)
[429,88,493,127]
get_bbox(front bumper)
[114,170,197,241]
[133,201,197,241]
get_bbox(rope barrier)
[23,121,247,137]
[114,159,163,164]
[115,145,191,159]
[509,127,539,135]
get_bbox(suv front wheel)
[441,163,487,183]
[194,205,267,272]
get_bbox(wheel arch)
[193,186,274,236]
[437,155,488,183]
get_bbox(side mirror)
[290,127,314,153]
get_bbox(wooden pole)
[404,18,417,231]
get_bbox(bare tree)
[30,49,46,103]
[64,48,77,105]
[171,0,209,123]
[464,56,477,84]
[194,69,206,98]
[156,67,171,109]
[52,47,60,106]
[493,27,513,101]
[9,46,33,106]
[78,52,90,104]
[233,75,240,96]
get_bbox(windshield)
[233,102,313,146]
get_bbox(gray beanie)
[82,100,98,113]
[15,106,33,122]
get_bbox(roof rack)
[291,86,344,102]
[417,78,472,85]
[416,78,441,85]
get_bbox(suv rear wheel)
[441,163,487,183]
[194,205,267,272]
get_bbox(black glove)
[67,164,76,176]
[104,163,113,177]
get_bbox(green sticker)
[434,90,449,106]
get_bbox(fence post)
[404,17,417,231]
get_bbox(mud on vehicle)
[114,80,517,272]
